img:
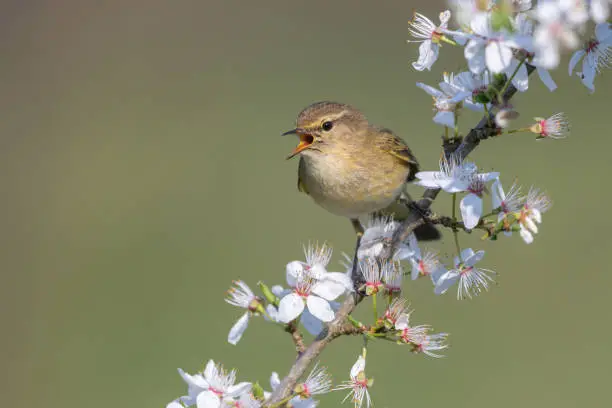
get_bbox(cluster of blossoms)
[166,1,596,407]
[414,154,552,245]
[409,0,608,132]
[168,359,331,408]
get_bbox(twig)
[426,212,491,233]
[286,321,306,355]
[265,65,535,407]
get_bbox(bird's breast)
[298,151,409,218]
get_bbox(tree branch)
[286,321,306,355]
[265,65,534,407]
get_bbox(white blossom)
[268,372,318,408]
[225,280,262,345]
[435,248,496,299]
[382,297,412,329]
[415,154,478,193]
[277,269,342,325]
[492,179,523,236]
[533,0,581,69]
[529,112,571,139]
[409,332,450,358]
[408,10,452,71]
[513,13,558,91]
[416,81,471,127]
[406,233,447,283]
[569,22,612,92]
[460,171,500,229]
[169,360,251,408]
[287,243,353,294]
[464,13,527,74]
[295,363,332,399]
[516,187,552,244]
[590,0,610,23]
[334,356,372,408]
[443,71,490,111]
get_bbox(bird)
[282,101,440,241]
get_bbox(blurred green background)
[1,1,610,407]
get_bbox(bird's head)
[282,101,367,159]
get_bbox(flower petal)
[270,372,281,390]
[491,179,504,209]
[568,50,585,76]
[415,171,444,188]
[595,21,612,40]
[510,60,529,92]
[536,67,557,91]
[322,272,353,291]
[179,368,209,390]
[301,308,324,336]
[306,295,335,322]
[203,360,216,382]
[312,280,345,301]
[520,225,534,244]
[271,285,286,297]
[410,258,421,281]
[228,312,250,345]
[465,40,486,74]
[264,304,279,322]
[460,193,483,229]
[350,356,366,378]
[286,261,304,287]
[485,42,513,73]
[416,81,444,97]
[433,111,455,128]
[479,171,500,182]
[463,250,485,267]
[196,391,221,408]
[412,41,439,71]
[227,382,252,398]
[581,61,596,92]
[434,270,460,295]
[458,248,475,265]
[277,293,305,323]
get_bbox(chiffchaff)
[283,101,439,240]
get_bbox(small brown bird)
[283,101,439,240]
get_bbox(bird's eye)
[322,121,333,131]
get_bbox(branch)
[286,322,306,355]
[265,65,534,407]
[387,64,535,254]
[427,212,492,234]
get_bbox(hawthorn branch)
[265,65,534,407]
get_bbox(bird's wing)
[376,127,420,181]
[297,175,309,195]
[297,157,309,195]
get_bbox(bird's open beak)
[282,128,315,160]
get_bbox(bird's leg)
[350,218,364,237]
[349,218,365,287]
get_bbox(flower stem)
[348,315,364,329]
[440,35,458,46]
[483,103,492,127]
[372,294,378,322]
[498,58,525,102]
[268,395,294,408]
[506,127,530,134]
[454,111,459,138]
